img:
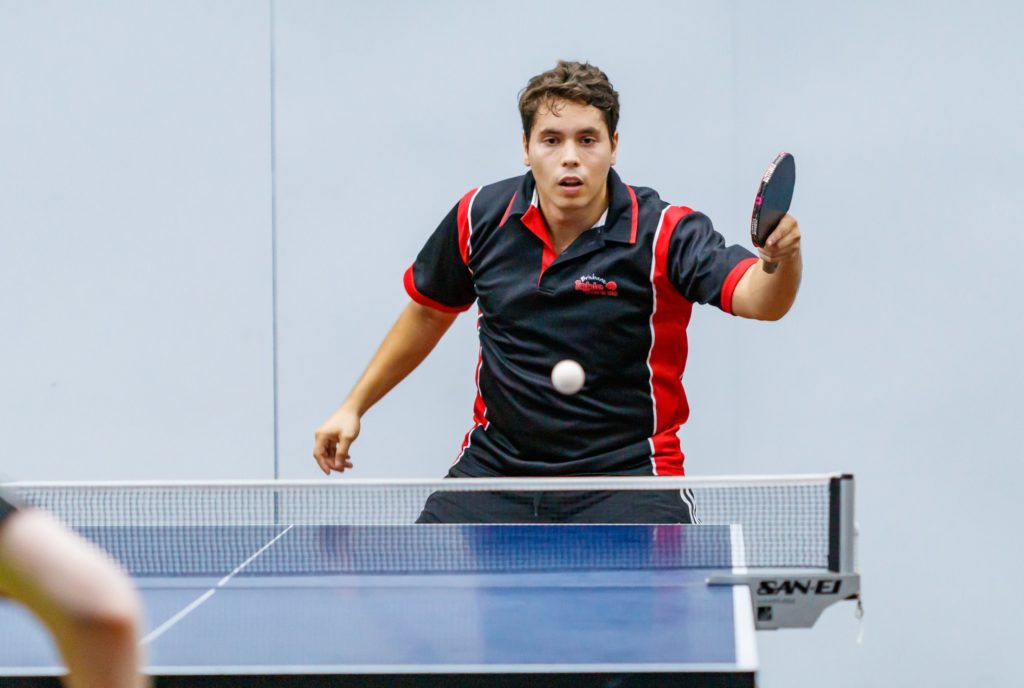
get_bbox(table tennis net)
[8,476,844,574]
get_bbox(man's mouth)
[558,177,584,188]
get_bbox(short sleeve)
[403,198,477,313]
[666,212,757,313]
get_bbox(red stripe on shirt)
[403,265,472,313]
[471,312,488,429]
[499,192,517,227]
[539,245,557,278]
[648,206,696,476]
[720,258,757,315]
[521,203,557,282]
[455,311,489,464]
[456,188,478,266]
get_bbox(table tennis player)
[314,60,801,523]
[0,489,148,688]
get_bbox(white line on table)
[141,525,294,645]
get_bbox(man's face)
[523,98,618,215]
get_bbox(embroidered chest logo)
[574,274,619,297]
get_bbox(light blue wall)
[0,0,275,478]
[1,0,1020,684]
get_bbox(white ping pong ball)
[551,359,586,395]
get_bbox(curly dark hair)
[518,60,620,139]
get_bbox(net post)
[828,474,856,573]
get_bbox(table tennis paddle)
[750,152,796,274]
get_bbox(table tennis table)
[0,475,859,687]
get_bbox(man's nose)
[561,142,580,166]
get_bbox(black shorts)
[416,486,695,524]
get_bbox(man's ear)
[610,131,619,166]
[522,133,530,166]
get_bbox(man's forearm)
[731,255,802,321]
[342,301,458,416]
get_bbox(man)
[0,490,148,687]
[313,61,800,522]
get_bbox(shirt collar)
[500,168,639,245]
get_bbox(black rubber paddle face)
[751,152,795,248]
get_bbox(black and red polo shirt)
[404,168,756,477]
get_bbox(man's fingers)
[762,237,799,256]
[313,411,361,474]
[333,436,354,471]
[313,432,342,475]
[761,216,800,266]
[765,216,798,248]
[312,448,333,475]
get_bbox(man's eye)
[543,138,558,145]
[581,137,596,145]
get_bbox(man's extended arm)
[731,214,802,321]
[312,301,458,474]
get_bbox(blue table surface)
[0,524,756,675]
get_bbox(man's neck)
[536,184,609,255]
